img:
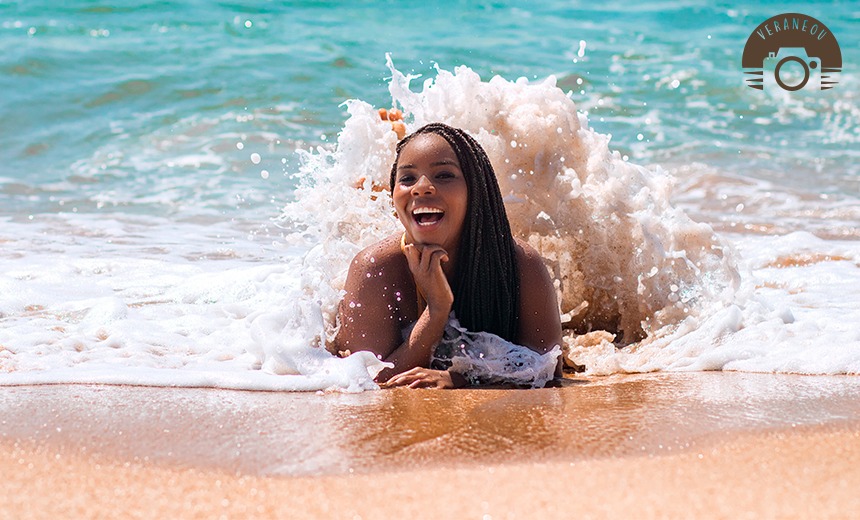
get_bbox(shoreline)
[2,372,860,518]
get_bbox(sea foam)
[284,57,740,370]
[282,57,860,379]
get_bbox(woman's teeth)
[413,207,444,226]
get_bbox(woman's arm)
[376,242,455,383]
[332,244,405,362]
[333,239,461,386]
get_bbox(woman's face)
[392,133,468,252]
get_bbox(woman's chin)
[410,223,447,245]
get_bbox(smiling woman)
[332,123,563,389]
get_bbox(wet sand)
[2,372,860,518]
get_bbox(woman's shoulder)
[513,237,547,271]
[513,237,562,353]
[347,234,412,290]
[513,237,556,294]
[350,233,405,270]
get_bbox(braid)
[390,123,520,342]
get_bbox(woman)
[333,123,562,388]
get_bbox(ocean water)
[1,1,858,391]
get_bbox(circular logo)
[742,13,842,92]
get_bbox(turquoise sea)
[1,1,859,389]
[2,1,857,219]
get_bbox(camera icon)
[762,47,820,91]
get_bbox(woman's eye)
[436,171,455,179]
[398,175,415,184]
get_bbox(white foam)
[0,214,388,392]
[285,57,737,352]
[569,232,860,375]
[281,57,860,378]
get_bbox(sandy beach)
[2,372,860,519]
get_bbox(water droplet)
[250,153,261,164]
[260,170,269,179]
[236,142,244,150]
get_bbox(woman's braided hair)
[389,123,520,342]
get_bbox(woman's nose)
[411,175,435,195]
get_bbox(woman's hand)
[380,367,466,389]
[402,243,454,316]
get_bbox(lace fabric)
[427,315,561,388]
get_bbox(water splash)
[281,56,743,374]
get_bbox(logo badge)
[742,13,842,91]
